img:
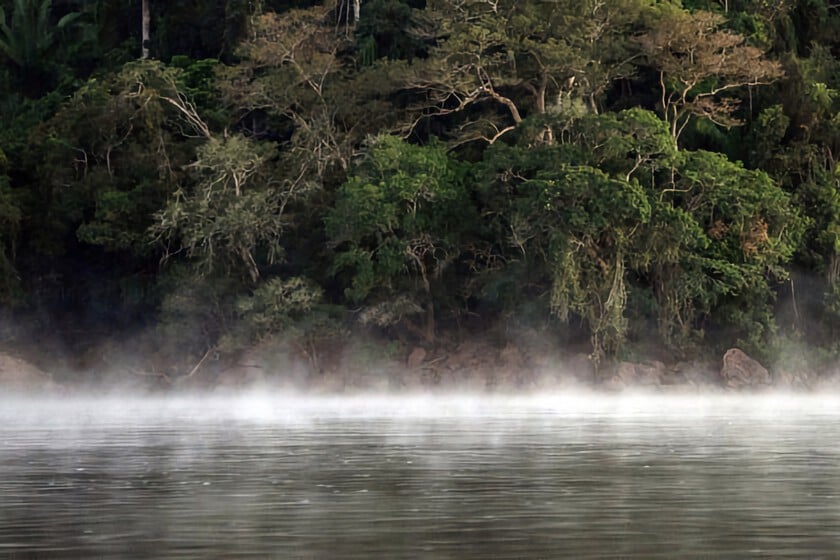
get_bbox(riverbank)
[4,328,840,394]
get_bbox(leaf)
[56,11,80,29]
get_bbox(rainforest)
[1,0,839,389]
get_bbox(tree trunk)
[828,252,840,288]
[423,301,435,344]
[141,0,150,59]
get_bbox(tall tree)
[639,8,783,144]
[141,0,149,58]
[0,148,20,304]
[218,6,357,183]
[477,136,652,365]
[326,135,477,342]
[0,0,79,94]
[393,0,645,144]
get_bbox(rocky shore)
[3,336,840,394]
[0,352,61,392]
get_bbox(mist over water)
[2,392,839,558]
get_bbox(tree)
[141,0,149,59]
[151,134,288,284]
[65,60,297,285]
[478,108,803,359]
[217,6,359,185]
[0,0,78,69]
[393,0,646,144]
[28,59,210,258]
[337,0,362,28]
[353,0,424,64]
[30,56,319,353]
[639,9,784,144]
[0,0,80,94]
[537,167,651,364]
[645,151,805,349]
[743,45,840,341]
[326,135,476,342]
[0,147,21,304]
[477,137,651,365]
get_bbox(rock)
[635,361,666,386]
[615,362,638,385]
[672,361,719,387]
[600,363,628,391]
[774,368,814,390]
[499,343,525,369]
[720,348,771,389]
[603,361,665,390]
[565,353,596,383]
[0,352,55,391]
[420,368,440,386]
[813,370,840,391]
[407,346,427,369]
[308,370,347,393]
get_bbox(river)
[0,393,838,558]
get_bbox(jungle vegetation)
[1,0,839,375]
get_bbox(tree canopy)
[1,0,839,375]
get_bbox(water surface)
[1,393,839,558]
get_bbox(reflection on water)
[1,393,839,558]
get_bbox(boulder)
[813,370,840,391]
[407,346,427,369]
[671,360,720,388]
[499,343,526,370]
[0,352,55,391]
[601,363,631,391]
[603,361,665,390]
[720,348,771,389]
[774,368,814,390]
[635,361,667,386]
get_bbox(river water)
[0,393,839,558]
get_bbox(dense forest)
[1,0,839,383]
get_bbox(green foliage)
[477,109,804,360]
[169,57,227,127]
[726,12,774,49]
[222,275,344,367]
[652,150,804,353]
[638,8,784,144]
[152,134,285,283]
[0,85,63,162]
[794,171,840,264]
[354,0,424,63]
[478,136,634,361]
[747,104,790,168]
[397,0,648,143]
[487,144,651,363]
[0,149,21,304]
[1,0,839,372]
[556,108,678,180]
[327,135,476,337]
[155,265,241,358]
[223,275,337,355]
[0,0,81,94]
[25,60,199,257]
[236,276,322,333]
[0,0,78,69]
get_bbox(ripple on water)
[0,393,839,558]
